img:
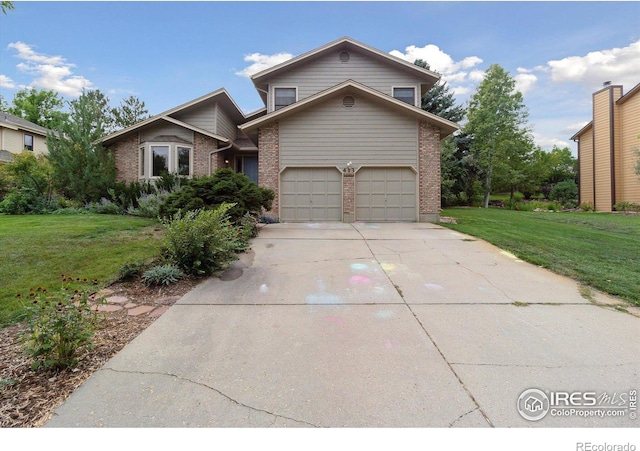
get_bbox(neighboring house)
[571,82,640,211]
[0,111,51,164]
[102,37,459,222]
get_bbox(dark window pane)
[178,147,190,176]
[393,88,415,105]
[24,134,34,151]
[275,88,296,110]
[151,146,169,177]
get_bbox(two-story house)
[571,82,640,211]
[0,111,51,164]
[102,37,459,222]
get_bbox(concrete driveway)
[47,222,639,427]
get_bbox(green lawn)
[0,214,163,327]
[440,208,640,305]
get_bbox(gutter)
[208,142,233,175]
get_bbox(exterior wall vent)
[339,51,350,63]
[343,96,356,108]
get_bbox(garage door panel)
[356,167,416,222]
[280,168,342,222]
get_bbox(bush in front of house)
[158,168,274,223]
[162,203,240,276]
[549,180,578,208]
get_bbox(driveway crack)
[350,224,494,428]
[102,368,319,427]
[448,407,478,427]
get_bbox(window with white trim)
[139,143,193,179]
[393,87,416,106]
[274,87,297,110]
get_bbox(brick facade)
[258,122,280,217]
[418,121,441,222]
[112,133,139,182]
[193,132,226,176]
[342,171,355,222]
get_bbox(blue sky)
[1,1,639,154]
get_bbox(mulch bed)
[0,278,199,428]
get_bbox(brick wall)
[418,121,441,222]
[112,134,139,182]
[193,132,228,176]
[342,171,355,222]
[258,122,280,217]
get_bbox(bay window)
[139,142,193,179]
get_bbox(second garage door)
[280,167,342,221]
[356,167,416,222]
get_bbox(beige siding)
[593,89,613,211]
[279,94,418,169]
[266,49,422,111]
[140,122,193,143]
[578,130,594,205]
[612,86,624,203]
[215,104,238,140]
[618,91,640,204]
[171,103,217,134]
[0,127,48,156]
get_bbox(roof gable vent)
[343,96,356,108]
[339,51,350,63]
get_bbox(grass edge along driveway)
[440,208,640,306]
[0,214,162,327]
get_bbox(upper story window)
[393,87,416,106]
[24,134,34,151]
[274,87,297,110]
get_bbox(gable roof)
[100,88,244,146]
[250,36,441,105]
[239,79,459,137]
[616,82,640,105]
[0,111,51,136]
[570,122,593,141]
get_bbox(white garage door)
[356,167,416,222]
[280,167,342,221]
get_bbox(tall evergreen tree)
[414,59,465,123]
[111,95,149,131]
[464,64,532,207]
[46,90,116,203]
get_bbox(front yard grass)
[0,214,162,327]
[440,208,640,306]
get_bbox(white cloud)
[546,39,640,89]
[389,44,483,97]
[0,74,16,89]
[514,73,538,95]
[7,41,92,97]
[235,52,293,78]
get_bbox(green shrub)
[117,261,146,282]
[141,264,183,286]
[516,200,562,212]
[580,202,595,212]
[0,188,57,214]
[162,204,239,276]
[159,168,274,223]
[614,201,640,213]
[20,285,98,371]
[127,191,169,218]
[549,180,578,208]
[87,197,122,215]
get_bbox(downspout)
[208,142,233,176]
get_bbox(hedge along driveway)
[0,214,162,327]
[440,208,640,305]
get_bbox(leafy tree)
[7,88,68,129]
[1,1,14,14]
[46,90,117,203]
[440,132,481,206]
[112,95,149,130]
[464,64,531,208]
[0,94,9,111]
[414,59,465,123]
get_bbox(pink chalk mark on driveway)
[324,316,346,326]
